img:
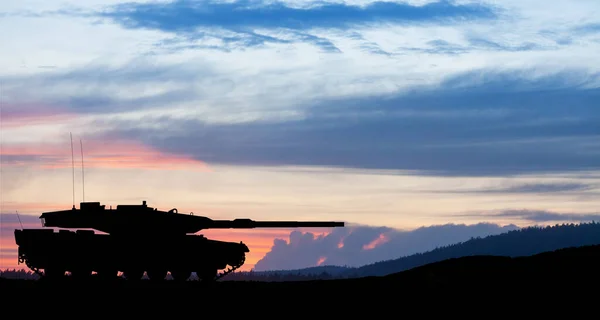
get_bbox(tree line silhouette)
[0,267,338,282]
[0,269,40,280]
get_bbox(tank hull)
[14,229,248,281]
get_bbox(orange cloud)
[202,229,305,271]
[337,227,355,248]
[316,256,327,266]
[362,233,390,250]
[2,137,210,171]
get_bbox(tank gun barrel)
[209,219,344,229]
[36,200,345,234]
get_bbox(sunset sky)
[1,0,600,272]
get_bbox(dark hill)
[377,244,600,290]
[344,221,600,277]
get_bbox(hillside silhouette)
[346,221,600,277]
[376,244,600,290]
[206,222,600,281]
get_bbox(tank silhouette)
[14,200,344,281]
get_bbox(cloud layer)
[254,206,600,271]
[96,69,600,176]
[253,222,519,270]
[2,0,599,178]
[95,0,497,51]
[458,209,600,223]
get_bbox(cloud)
[400,37,555,55]
[253,222,519,271]
[573,23,600,35]
[466,37,549,52]
[0,102,76,129]
[1,213,41,231]
[433,182,596,194]
[0,59,218,115]
[94,68,600,176]
[459,209,600,223]
[90,0,497,51]
[2,1,599,177]
[1,0,498,53]
[0,213,43,229]
[101,0,498,31]
[0,136,210,171]
[3,63,599,176]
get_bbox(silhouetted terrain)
[3,222,599,283]
[2,244,599,295]
[222,265,352,281]
[0,269,40,280]
[216,222,600,281]
[346,222,600,277]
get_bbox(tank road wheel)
[146,269,167,281]
[197,268,217,282]
[96,269,119,281]
[43,267,65,280]
[123,270,144,281]
[70,269,93,281]
[170,270,191,282]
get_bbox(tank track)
[19,254,44,278]
[18,253,245,281]
[214,256,245,281]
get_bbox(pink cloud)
[2,137,210,171]
[1,103,75,128]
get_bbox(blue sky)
[1,0,600,270]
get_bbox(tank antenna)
[80,138,85,203]
[70,132,75,209]
[16,210,24,230]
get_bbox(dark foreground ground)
[2,245,599,308]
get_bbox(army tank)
[14,200,344,281]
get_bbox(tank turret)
[14,200,345,282]
[40,200,344,235]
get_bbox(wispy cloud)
[91,0,497,51]
[430,182,596,194]
[3,58,599,176]
[0,59,218,114]
[573,22,600,35]
[1,137,210,171]
[458,209,600,223]
[398,37,556,55]
[0,102,76,128]
[102,0,498,31]
[89,68,600,176]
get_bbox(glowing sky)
[1,0,600,271]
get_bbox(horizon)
[2,220,598,274]
[1,0,600,274]
[0,209,594,271]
